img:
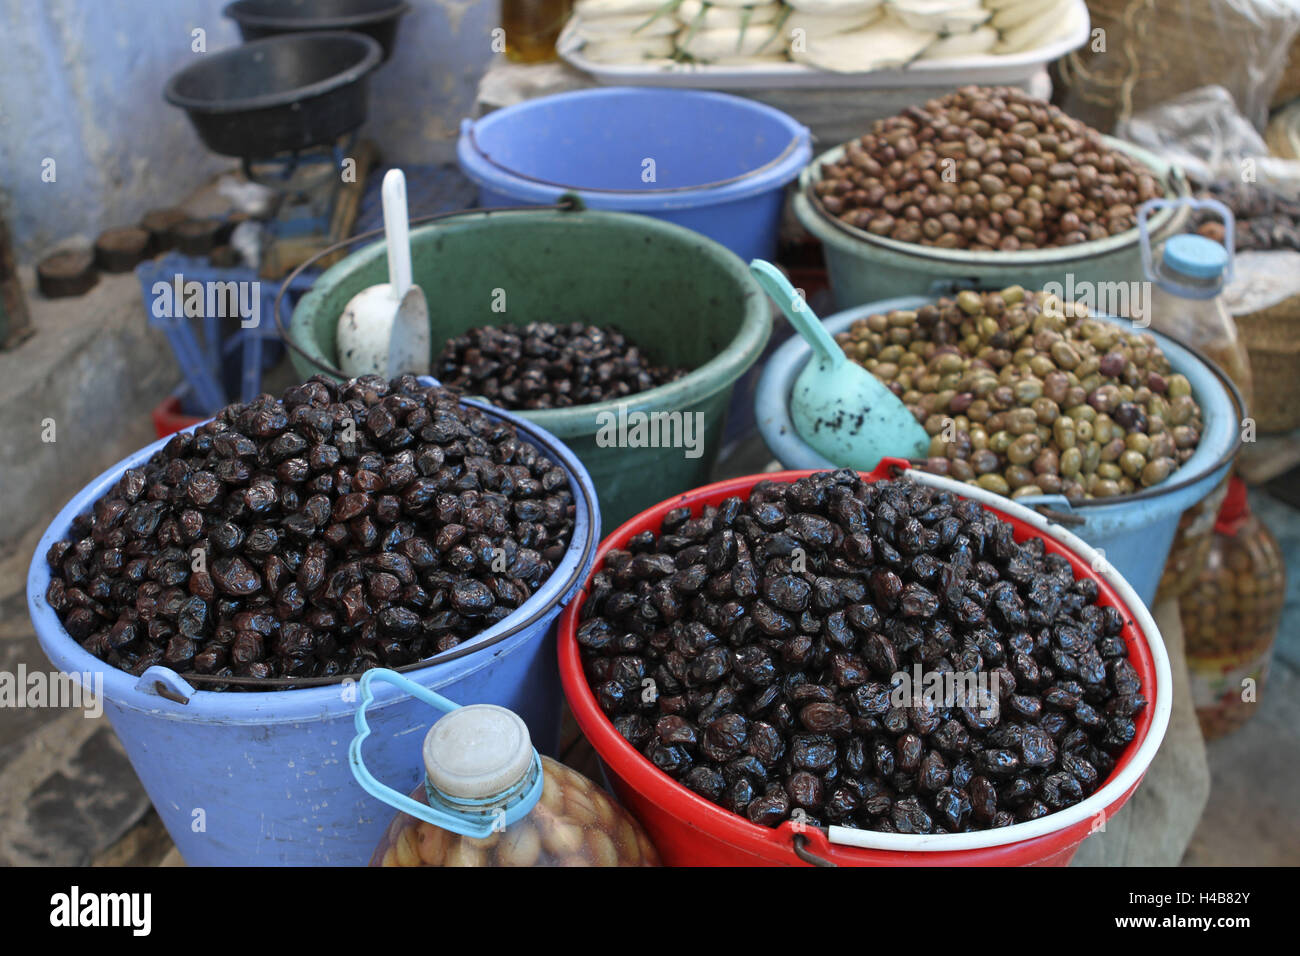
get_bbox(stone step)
[0,268,177,548]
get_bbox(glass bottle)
[1180,477,1286,739]
[352,669,659,866]
[501,0,574,63]
[1145,198,1253,603]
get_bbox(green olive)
[1029,354,1056,378]
[1013,378,1043,403]
[1053,416,1076,449]
[976,473,1010,495]
[1032,396,1059,425]
[1049,341,1080,369]
[1082,442,1101,473]
[1007,434,1041,465]
[1093,478,1121,498]
[957,290,984,315]
[1119,449,1146,478]
[1005,465,1035,488]
[1141,457,1174,487]
[1125,431,1151,454]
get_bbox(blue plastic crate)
[138,165,475,414]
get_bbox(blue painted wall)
[0,0,497,261]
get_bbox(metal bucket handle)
[349,667,543,838]
[1138,196,1235,288]
[271,195,587,379]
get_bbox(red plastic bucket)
[558,460,1173,867]
[151,393,205,439]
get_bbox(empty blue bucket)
[28,398,599,866]
[754,298,1243,607]
[457,87,811,263]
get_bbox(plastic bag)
[1119,86,1300,316]
[1057,0,1300,133]
[1118,85,1270,185]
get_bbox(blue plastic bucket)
[754,297,1243,607]
[28,398,599,866]
[456,87,811,264]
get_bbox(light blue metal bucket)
[754,297,1243,607]
[28,396,599,866]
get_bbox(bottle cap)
[423,704,534,801]
[1162,234,1229,281]
[1214,475,1250,535]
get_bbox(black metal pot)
[224,0,409,61]
[164,32,382,159]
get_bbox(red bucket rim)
[558,460,1172,861]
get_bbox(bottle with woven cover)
[1142,197,1254,602]
[352,668,659,866]
[1180,477,1285,739]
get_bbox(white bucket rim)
[823,468,1172,852]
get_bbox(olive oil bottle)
[501,0,573,63]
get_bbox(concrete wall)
[0,0,496,262]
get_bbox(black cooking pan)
[164,32,382,159]
[224,0,409,61]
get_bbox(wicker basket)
[1266,101,1300,159]
[1059,0,1299,133]
[1274,33,1300,109]
[1235,294,1300,433]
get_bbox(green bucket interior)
[288,207,771,527]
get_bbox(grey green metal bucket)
[286,206,771,528]
[794,137,1190,307]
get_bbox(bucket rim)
[223,0,410,31]
[795,136,1186,267]
[753,295,1242,512]
[287,207,774,436]
[457,86,812,208]
[28,394,599,717]
[162,32,383,115]
[558,466,1173,857]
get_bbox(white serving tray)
[559,0,1089,89]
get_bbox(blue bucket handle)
[348,668,543,839]
[135,665,197,705]
[1137,197,1235,286]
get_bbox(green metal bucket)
[286,206,771,527]
[794,137,1190,308]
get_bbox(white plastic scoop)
[749,259,931,470]
[336,168,431,378]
